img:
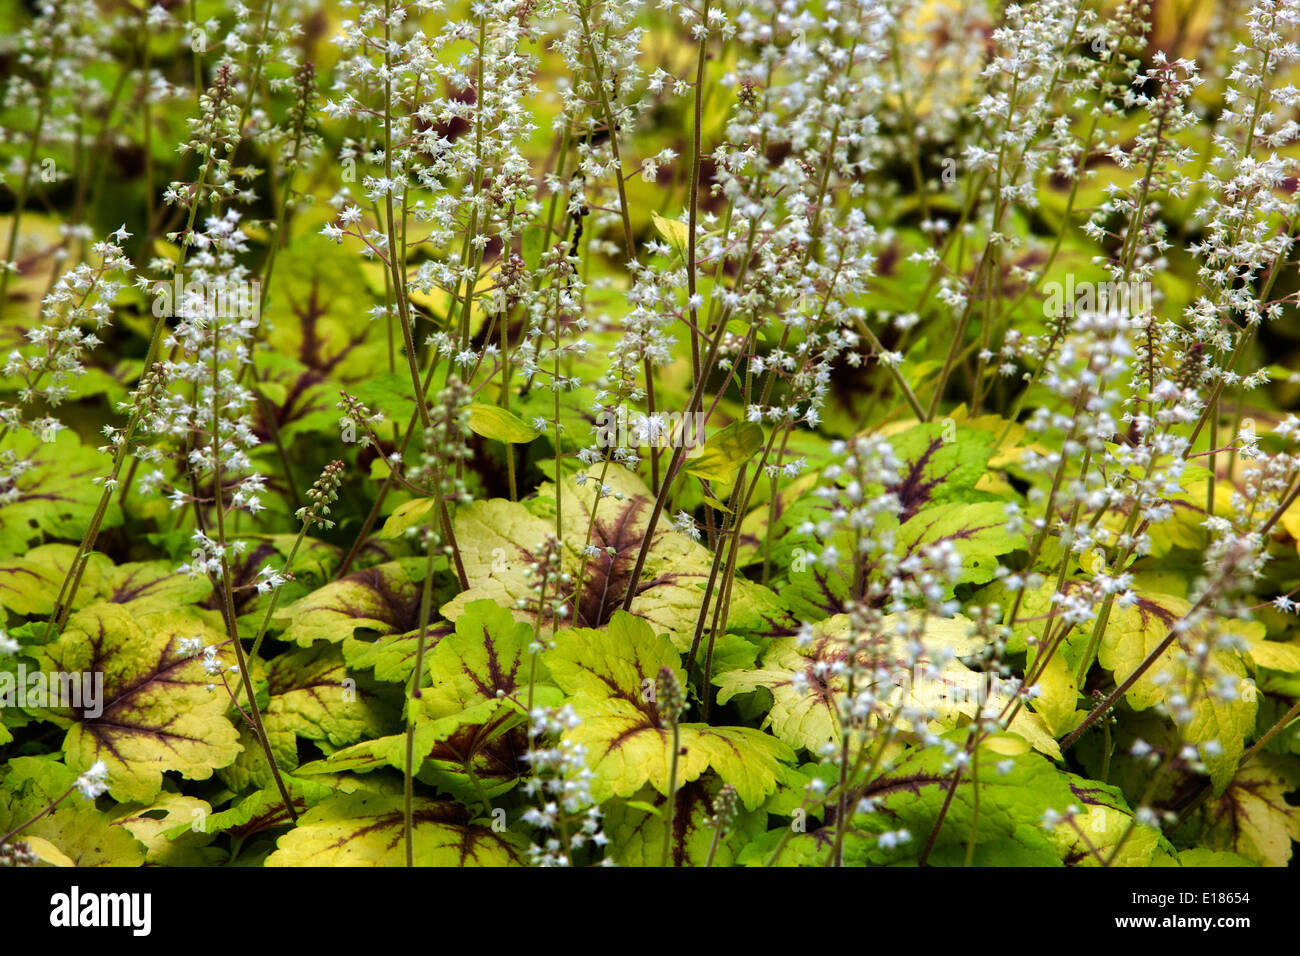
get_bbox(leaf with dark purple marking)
[298,695,539,803]
[0,546,213,619]
[265,791,526,866]
[275,558,429,647]
[28,604,242,802]
[265,234,386,385]
[0,430,123,556]
[0,755,146,867]
[1196,754,1300,866]
[264,642,396,749]
[886,422,998,521]
[832,737,1161,866]
[544,612,795,807]
[604,780,766,867]
[443,465,793,649]
[1097,588,1257,793]
[423,599,537,713]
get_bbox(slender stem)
[404,542,438,867]
[660,719,680,868]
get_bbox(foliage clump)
[3,0,1300,869]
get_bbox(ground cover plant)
[2,0,1300,869]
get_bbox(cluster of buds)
[518,536,570,636]
[709,783,739,833]
[655,665,685,727]
[0,841,39,867]
[295,460,346,530]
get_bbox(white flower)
[75,761,109,800]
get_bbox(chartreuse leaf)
[1245,634,1300,674]
[715,613,1060,759]
[443,465,793,649]
[0,546,212,617]
[1157,848,1257,867]
[1195,754,1300,866]
[0,756,146,867]
[30,604,242,803]
[894,501,1023,590]
[1097,459,1221,558]
[651,211,690,257]
[276,558,429,647]
[0,545,111,616]
[544,612,794,807]
[682,420,763,483]
[218,719,299,793]
[467,403,537,444]
[844,737,1162,867]
[264,233,386,383]
[379,497,438,538]
[1096,589,1258,793]
[109,791,225,866]
[422,599,538,715]
[1028,645,1083,738]
[343,620,451,685]
[263,642,396,749]
[0,430,123,556]
[266,792,526,866]
[1041,790,1166,867]
[604,780,766,867]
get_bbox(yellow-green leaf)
[266,792,525,866]
[683,420,764,483]
[467,403,537,444]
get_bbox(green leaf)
[305,697,532,803]
[1096,589,1257,793]
[31,604,242,803]
[682,420,764,483]
[443,465,793,649]
[348,372,419,425]
[266,792,526,866]
[845,739,1160,867]
[467,403,537,444]
[0,756,146,867]
[343,621,452,685]
[544,612,795,807]
[0,430,123,555]
[715,613,1061,758]
[651,212,690,257]
[379,497,438,538]
[264,643,396,749]
[276,558,429,647]
[176,777,336,840]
